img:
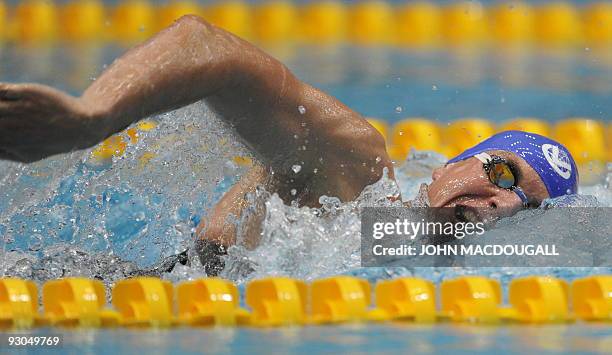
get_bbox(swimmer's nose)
[460,174,524,213]
[486,191,524,214]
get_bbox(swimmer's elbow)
[169,15,220,40]
[369,129,394,179]
[173,14,209,30]
[368,127,387,155]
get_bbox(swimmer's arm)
[0,14,389,186]
[79,15,332,169]
[79,15,250,134]
[195,163,270,248]
[0,15,322,163]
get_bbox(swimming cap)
[447,130,578,198]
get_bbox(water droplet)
[292,164,302,174]
[395,106,403,113]
[28,234,43,251]
[432,84,438,91]
[298,105,306,114]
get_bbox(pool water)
[3,323,611,355]
[1,45,611,280]
[0,45,611,353]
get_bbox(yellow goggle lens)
[488,163,516,189]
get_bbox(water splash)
[221,167,403,284]
[0,105,610,288]
[0,101,251,282]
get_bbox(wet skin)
[0,16,549,248]
[427,150,550,223]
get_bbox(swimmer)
[0,16,578,275]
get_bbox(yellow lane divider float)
[1,275,610,329]
[299,0,347,45]
[203,1,252,41]
[440,276,502,324]
[178,278,249,326]
[253,0,297,44]
[0,278,42,328]
[504,276,571,323]
[347,0,394,46]
[112,277,175,327]
[2,1,612,47]
[571,275,612,322]
[490,1,535,45]
[374,277,436,322]
[535,2,583,47]
[42,278,120,327]
[246,277,306,326]
[110,0,156,44]
[310,276,382,324]
[60,0,106,42]
[396,1,442,48]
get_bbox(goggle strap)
[513,186,530,208]
[474,152,492,164]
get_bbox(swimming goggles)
[474,152,529,208]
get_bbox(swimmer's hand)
[0,83,104,163]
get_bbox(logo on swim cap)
[542,144,572,180]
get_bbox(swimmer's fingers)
[0,83,73,107]
[0,84,48,118]
[0,83,35,101]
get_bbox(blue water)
[0,45,611,353]
[2,324,611,355]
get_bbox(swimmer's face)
[427,150,549,222]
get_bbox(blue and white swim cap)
[447,130,578,198]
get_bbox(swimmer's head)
[427,130,578,220]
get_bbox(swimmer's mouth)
[454,205,481,223]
